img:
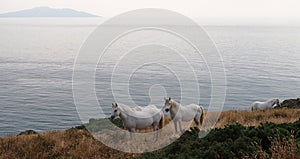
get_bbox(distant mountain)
[0,7,99,17]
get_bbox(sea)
[0,18,299,136]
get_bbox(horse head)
[276,98,281,107]
[110,103,120,120]
[274,98,281,107]
[162,97,172,115]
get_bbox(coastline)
[1,102,300,158]
[0,100,300,158]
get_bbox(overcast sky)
[1,0,300,24]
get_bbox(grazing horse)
[110,103,164,139]
[251,98,280,111]
[162,97,205,133]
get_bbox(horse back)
[179,104,200,121]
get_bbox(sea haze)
[0,18,299,136]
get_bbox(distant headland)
[0,7,100,17]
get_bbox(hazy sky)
[1,0,300,24]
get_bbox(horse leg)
[129,128,135,139]
[194,112,201,126]
[173,120,178,133]
[153,124,158,141]
[194,116,200,126]
[178,120,183,133]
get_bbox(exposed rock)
[280,98,300,108]
[89,118,96,124]
[18,130,38,136]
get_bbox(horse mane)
[170,99,180,109]
[118,104,134,114]
[266,98,275,102]
[266,98,278,104]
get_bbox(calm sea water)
[0,18,299,136]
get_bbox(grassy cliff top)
[1,108,300,159]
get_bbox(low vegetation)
[137,121,300,158]
[0,128,137,159]
[215,108,300,128]
[1,108,300,159]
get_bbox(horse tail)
[159,111,164,129]
[199,106,205,125]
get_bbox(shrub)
[136,119,300,159]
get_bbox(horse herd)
[110,97,281,139]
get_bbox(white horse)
[110,103,163,139]
[127,105,158,128]
[162,97,205,133]
[251,98,280,111]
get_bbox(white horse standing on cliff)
[110,103,164,139]
[251,98,280,111]
[162,97,205,133]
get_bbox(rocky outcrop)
[280,98,300,109]
[18,130,38,136]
